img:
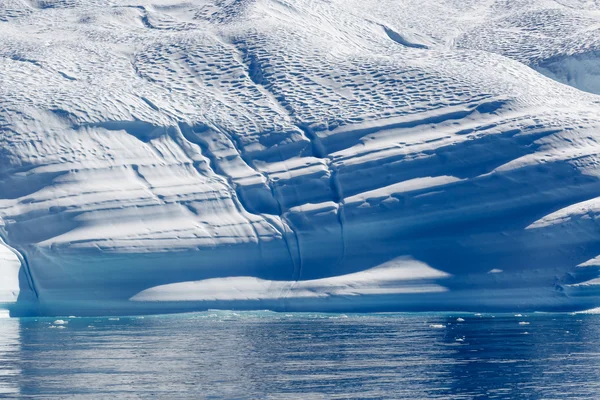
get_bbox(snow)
[1,0,600,316]
[429,324,445,329]
[0,239,21,305]
[131,257,450,302]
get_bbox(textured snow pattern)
[1,0,600,316]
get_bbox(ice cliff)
[1,0,600,316]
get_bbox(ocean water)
[1,311,600,399]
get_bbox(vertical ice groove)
[265,176,303,278]
[174,123,261,245]
[130,163,164,205]
[0,233,38,300]
[229,36,352,278]
[298,123,347,268]
[329,165,347,267]
[218,36,313,276]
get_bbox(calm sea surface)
[1,311,600,399]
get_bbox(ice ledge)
[131,257,450,302]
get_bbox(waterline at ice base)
[2,0,600,317]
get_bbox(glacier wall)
[0,239,21,306]
[1,0,600,316]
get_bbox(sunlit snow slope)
[1,0,600,316]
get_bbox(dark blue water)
[1,311,600,399]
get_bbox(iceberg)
[1,0,600,316]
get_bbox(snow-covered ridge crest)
[1,0,600,316]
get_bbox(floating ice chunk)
[329,314,349,319]
[53,320,67,325]
[456,318,465,322]
[429,324,445,329]
[488,269,503,274]
[515,314,523,317]
[519,321,530,325]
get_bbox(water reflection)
[441,314,600,398]
[0,315,20,396]
[0,312,599,398]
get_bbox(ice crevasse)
[1,0,600,316]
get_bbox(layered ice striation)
[1,0,600,316]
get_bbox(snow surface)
[1,0,600,316]
[0,239,20,305]
[131,257,450,301]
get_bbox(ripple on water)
[0,312,599,398]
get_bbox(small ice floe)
[53,320,67,325]
[456,318,465,322]
[455,337,465,342]
[108,317,120,321]
[68,316,76,318]
[87,325,95,328]
[519,321,530,325]
[329,314,349,319]
[522,332,529,335]
[487,269,503,274]
[429,324,445,329]
[515,314,523,317]
[474,313,482,317]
